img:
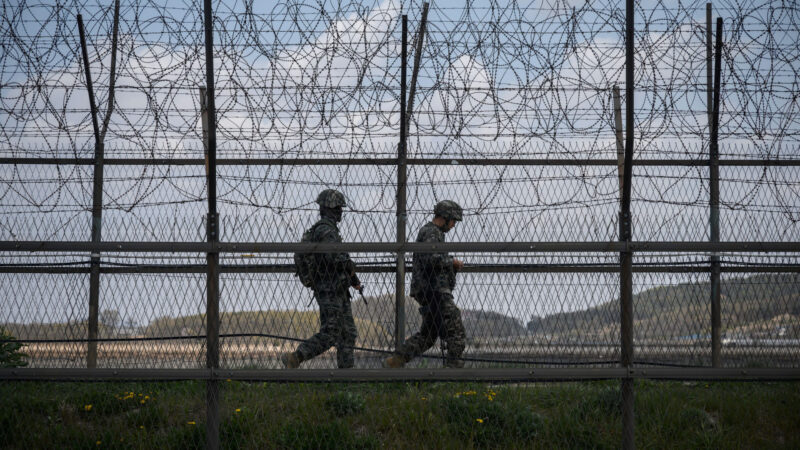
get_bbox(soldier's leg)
[295,291,340,363]
[395,298,441,363]
[336,294,357,368]
[438,293,466,368]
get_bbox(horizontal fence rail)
[2,157,799,166]
[3,367,800,382]
[1,264,798,274]
[2,241,800,253]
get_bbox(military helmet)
[316,189,347,208]
[434,200,463,221]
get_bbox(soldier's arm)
[317,225,358,281]
[418,228,453,271]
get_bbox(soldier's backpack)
[294,223,322,288]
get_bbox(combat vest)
[410,221,456,298]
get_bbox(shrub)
[325,390,366,417]
[573,384,621,419]
[0,327,28,368]
[437,390,545,447]
[678,407,718,433]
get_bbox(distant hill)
[527,274,800,341]
[6,274,794,345]
[2,295,526,347]
[2,321,96,341]
[132,295,525,347]
[350,294,527,344]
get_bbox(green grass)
[0,380,798,449]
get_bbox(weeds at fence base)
[325,390,366,417]
[437,392,545,447]
[1,380,798,449]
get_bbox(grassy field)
[1,379,798,449]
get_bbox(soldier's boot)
[280,351,301,369]
[383,355,406,369]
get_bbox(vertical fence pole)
[706,4,713,130]
[199,87,210,175]
[405,3,429,137]
[202,0,220,447]
[100,0,121,144]
[613,85,625,197]
[621,0,636,447]
[77,14,103,369]
[710,17,723,368]
[395,4,429,350]
[395,15,408,350]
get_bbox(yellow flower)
[187,421,196,425]
[139,426,145,430]
[96,441,101,446]
[144,396,150,400]
[476,418,484,424]
[140,400,146,404]
[235,408,241,413]
[84,404,93,411]
[226,379,232,382]
[421,397,427,401]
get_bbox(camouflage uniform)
[395,201,466,368]
[293,190,360,368]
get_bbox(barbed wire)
[0,0,798,244]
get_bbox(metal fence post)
[710,16,724,368]
[613,85,624,195]
[77,14,103,369]
[395,15,408,350]
[395,4,429,350]
[706,4,713,131]
[405,3,429,138]
[621,0,636,447]
[199,87,210,177]
[202,0,220,447]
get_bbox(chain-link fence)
[1,0,799,448]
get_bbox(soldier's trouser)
[396,292,466,367]
[296,290,357,368]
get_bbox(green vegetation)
[0,327,27,368]
[0,380,797,449]
[325,390,366,417]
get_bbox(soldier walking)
[384,200,467,368]
[281,189,362,369]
